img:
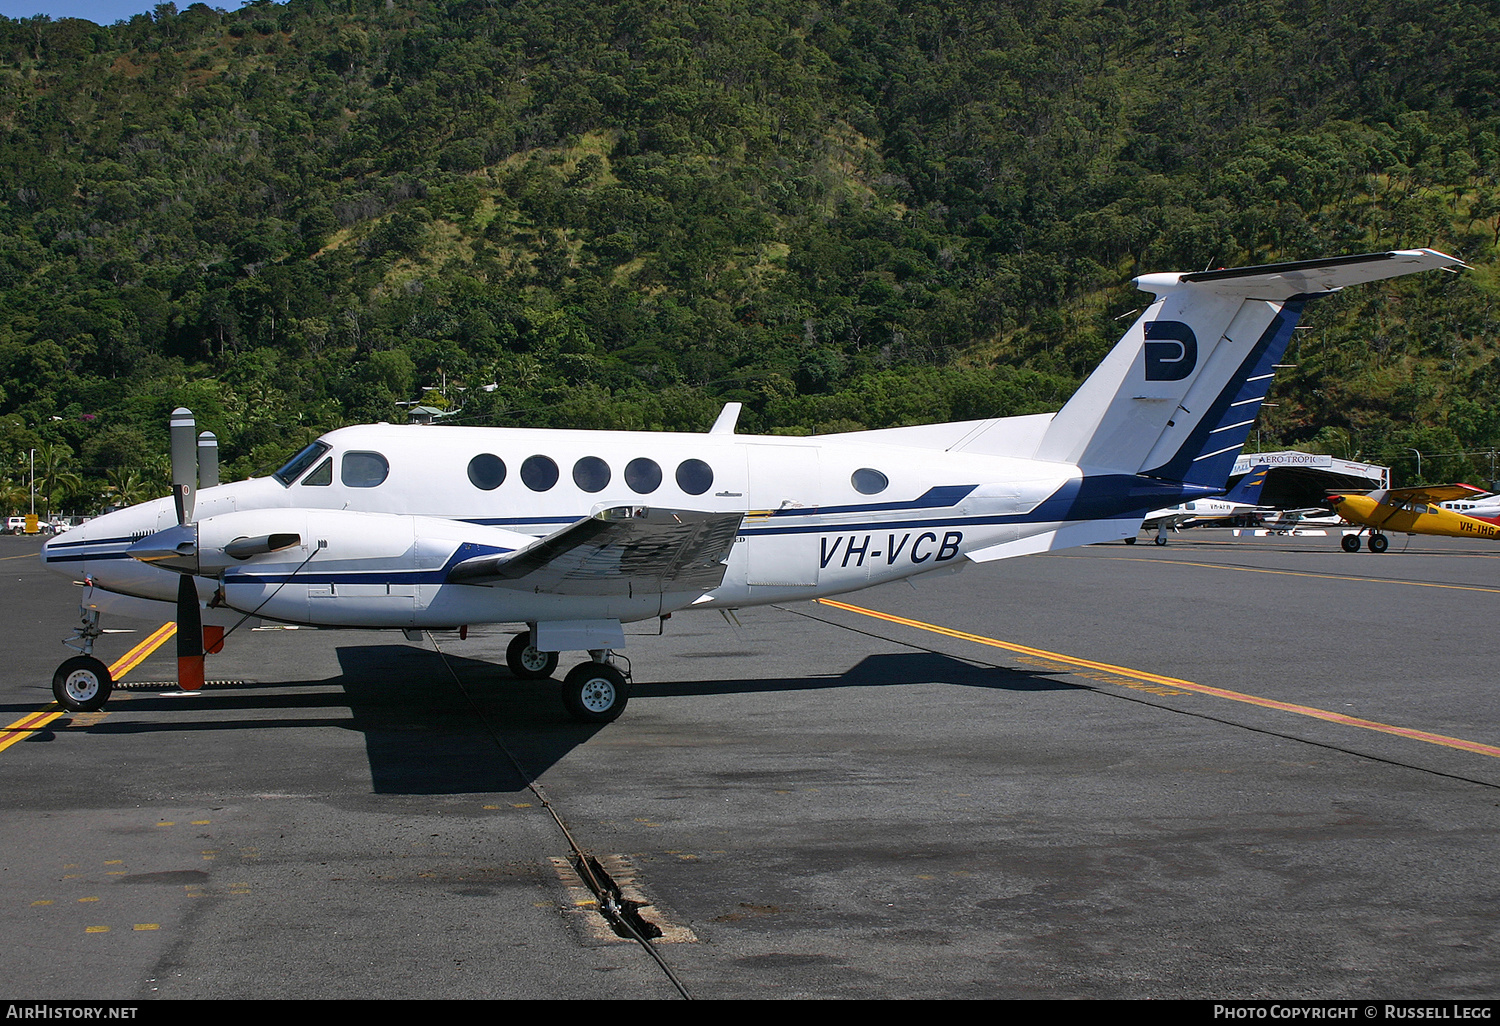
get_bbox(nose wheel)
[52,656,113,712]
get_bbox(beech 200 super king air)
[41,249,1463,722]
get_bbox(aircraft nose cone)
[127,523,199,574]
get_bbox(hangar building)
[1229,452,1388,509]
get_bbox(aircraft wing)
[447,506,743,596]
[1382,484,1488,505]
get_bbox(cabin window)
[675,458,713,495]
[625,457,662,494]
[467,454,506,490]
[342,451,389,488]
[301,457,333,487]
[851,468,888,495]
[573,456,611,493]
[274,441,331,486]
[521,455,559,491]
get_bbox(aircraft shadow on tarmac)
[28,645,1081,795]
[632,650,1081,698]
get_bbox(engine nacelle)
[200,508,668,628]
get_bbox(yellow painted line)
[1092,555,1500,595]
[108,622,177,679]
[0,622,176,753]
[0,707,66,752]
[817,598,1500,759]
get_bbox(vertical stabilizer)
[1024,249,1463,489]
[1222,464,1271,505]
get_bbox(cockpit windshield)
[272,441,332,486]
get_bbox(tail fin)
[1026,249,1463,488]
[1223,464,1271,504]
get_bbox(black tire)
[52,656,112,712]
[1124,536,1137,545]
[561,662,630,724]
[1341,533,1362,552]
[1368,533,1389,553]
[1153,535,1167,546]
[506,631,559,679]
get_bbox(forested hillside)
[1,0,1498,513]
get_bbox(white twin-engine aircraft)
[41,249,1462,721]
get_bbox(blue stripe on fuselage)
[738,475,1216,537]
[222,540,512,587]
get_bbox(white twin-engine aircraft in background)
[41,249,1462,722]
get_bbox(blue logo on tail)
[1144,321,1198,381]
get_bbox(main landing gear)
[506,630,559,679]
[561,657,630,724]
[506,630,631,724]
[1341,531,1389,553]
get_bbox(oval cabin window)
[467,454,506,490]
[851,468,888,495]
[341,451,389,488]
[573,456,611,493]
[625,458,662,494]
[675,459,714,496]
[521,455,559,491]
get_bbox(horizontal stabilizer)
[1154,249,1466,299]
[448,506,743,596]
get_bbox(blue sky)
[0,1,250,24]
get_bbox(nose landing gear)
[53,608,112,712]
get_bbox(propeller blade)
[176,573,204,692]
[170,408,197,526]
[197,431,219,490]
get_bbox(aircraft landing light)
[817,598,1500,760]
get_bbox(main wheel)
[1124,536,1137,545]
[1368,533,1389,553]
[52,656,112,712]
[1153,535,1167,546]
[506,631,559,679]
[561,662,630,724]
[1341,533,1362,552]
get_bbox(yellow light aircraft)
[1326,484,1500,552]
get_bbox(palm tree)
[34,443,81,519]
[104,467,157,509]
[0,479,26,518]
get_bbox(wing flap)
[448,506,743,596]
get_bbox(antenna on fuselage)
[710,402,742,435]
